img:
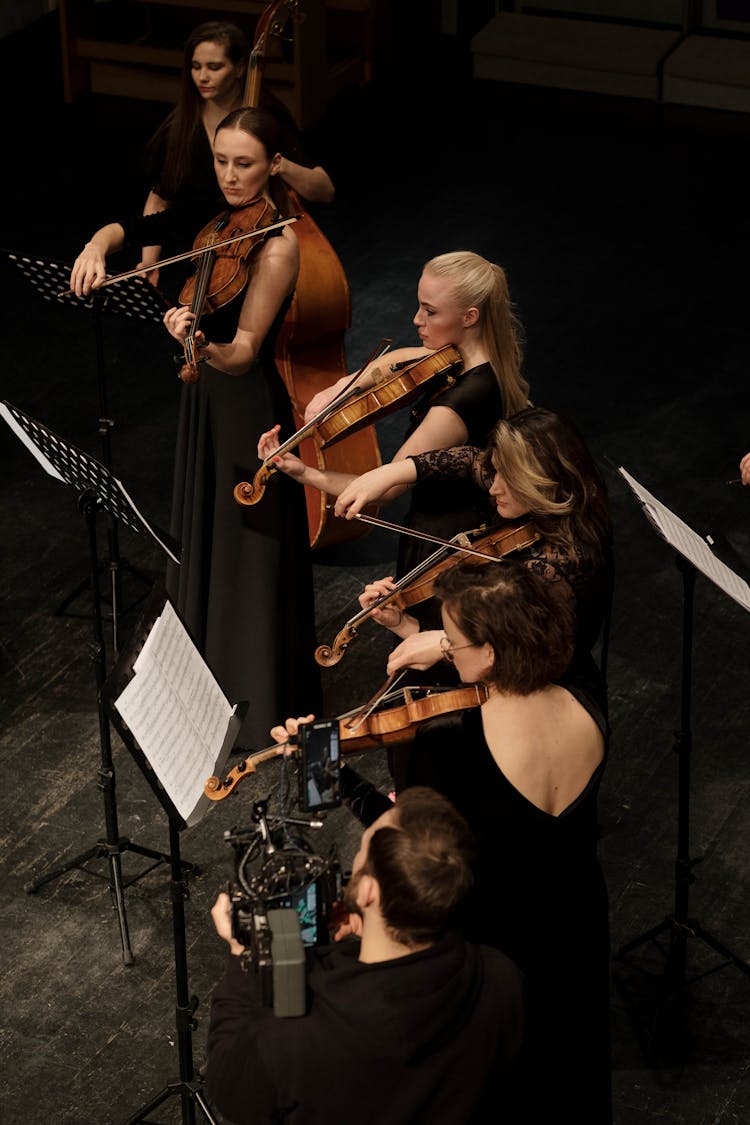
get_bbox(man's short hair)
[364,787,476,945]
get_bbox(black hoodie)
[206,930,523,1124]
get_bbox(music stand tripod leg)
[122,822,219,1125]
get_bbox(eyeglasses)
[439,634,475,663]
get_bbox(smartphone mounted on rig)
[297,718,341,813]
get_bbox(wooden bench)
[662,34,750,115]
[471,12,683,102]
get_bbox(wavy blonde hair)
[485,408,611,564]
[423,251,529,415]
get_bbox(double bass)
[244,0,382,549]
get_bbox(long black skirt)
[166,359,321,751]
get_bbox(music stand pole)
[103,593,243,1125]
[2,399,191,964]
[27,488,135,964]
[122,819,219,1125]
[615,472,750,989]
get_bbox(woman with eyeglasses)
[347,406,613,714]
[305,556,611,1122]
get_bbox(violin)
[232,344,463,508]
[203,681,489,802]
[315,344,464,447]
[315,518,541,667]
[177,197,281,383]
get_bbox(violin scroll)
[179,360,203,385]
[233,462,277,506]
[314,623,358,668]
[204,745,281,802]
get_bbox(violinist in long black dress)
[258,249,530,597]
[337,406,613,714]
[70,106,321,749]
[273,557,612,1123]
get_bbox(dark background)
[1,8,749,1124]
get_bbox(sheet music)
[113,601,236,825]
[619,467,750,613]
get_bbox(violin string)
[314,523,489,636]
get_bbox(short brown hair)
[434,557,574,693]
[364,788,476,945]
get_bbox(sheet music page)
[0,403,64,481]
[619,467,750,613]
[114,602,236,822]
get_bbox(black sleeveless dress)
[407,693,612,1123]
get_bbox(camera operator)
[206,785,523,1125]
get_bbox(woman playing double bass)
[139,19,335,291]
[70,106,321,749]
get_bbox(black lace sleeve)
[409,446,492,490]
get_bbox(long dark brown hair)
[148,21,249,200]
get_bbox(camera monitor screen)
[298,719,341,812]
[284,883,319,946]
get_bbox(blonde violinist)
[339,407,613,717]
[259,250,530,593]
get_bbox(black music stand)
[5,250,166,650]
[615,468,750,994]
[104,588,245,1125]
[1,399,183,965]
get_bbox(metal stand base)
[122,822,217,1125]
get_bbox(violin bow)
[341,669,408,733]
[57,215,300,298]
[351,513,510,563]
[263,337,393,460]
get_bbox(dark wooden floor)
[1,13,750,1125]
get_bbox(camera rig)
[223,796,342,1017]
